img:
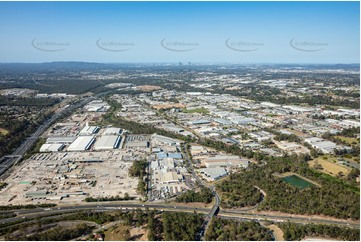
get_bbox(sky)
[0,1,359,64]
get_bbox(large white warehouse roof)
[103,127,122,135]
[46,136,76,144]
[79,126,99,135]
[94,135,121,150]
[67,136,95,151]
[40,143,64,152]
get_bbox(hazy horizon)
[0,61,359,65]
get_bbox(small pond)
[282,175,313,189]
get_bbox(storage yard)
[148,134,192,200]
[0,108,148,205]
[0,150,143,205]
[0,109,201,204]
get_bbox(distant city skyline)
[0,1,359,63]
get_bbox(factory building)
[305,137,336,154]
[156,152,182,160]
[162,125,186,134]
[200,167,227,181]
[84,100,110,112]
[103,127,122,135]
[94,135,121,150]
[341,119,360,128]
[67,136,95,151]
[46,136,76,144]
[190,145,207,156]
[283,105,316,113]
[204,155,245,168]
[222,137,239,145]
[190,119,211,125]
[227,116,255,125]
[214,118,233,126]
[40,143,64,152]
[276,141,310,154]
[125,140,149,149]
[249,131,274,142]
[159,171,183,184]
[124,135,150,149]
[25,190,48,199]
[79,123,99,136]
[152,134,182,146]
[260,102,281,108]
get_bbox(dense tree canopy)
[205,218,274,241]
[279,222,360,241]
[218,177,263,208]
[162,212,204,241]
[176,187,214,204]
[217,156,360,220]
[14,224,95,241]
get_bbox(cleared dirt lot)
[266,224,284,241]
[104,223,131,241]
[104,223,148,241]
[152,103,185,110]
[136,85,162,92]
[302,237,339,241]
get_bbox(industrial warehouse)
[67,136,95,151]
[0,110,146,205]
[93,135,121,150]
[1,97,255,206]
[39,119,124,152]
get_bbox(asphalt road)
[0,156,22,178]
[181,144,221,240]
[1,202,359,230]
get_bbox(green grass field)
[309,155,351,177]
[335,136,359,145]
[183,108,209,114]
[0,128,9,136]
